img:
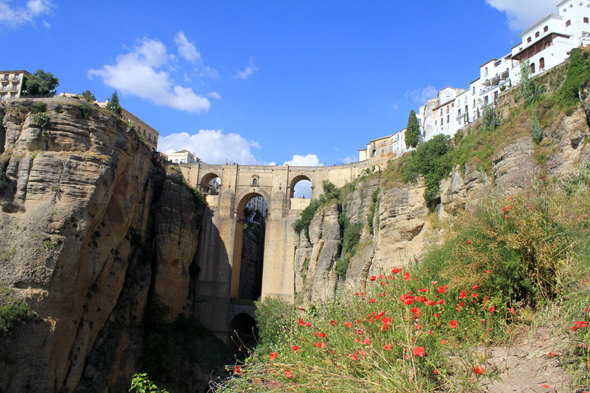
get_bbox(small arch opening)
[530,62,536,74]
[200,173,221,195]
[228,313,258,357]
[539,57,545,70]
[289,175,313,199]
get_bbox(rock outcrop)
[0,100,225,393]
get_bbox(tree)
[405,109,420,148]
[24,69,59,96]
[106,90,122,116]
[81,90,95,102]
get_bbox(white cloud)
[284,154,321,167]
[208,91,221,99]
[235,57,259,79]
[88,38,211,113]
[485,0,557,31]
[174,31,201,63]
[0,0,54,28]
[42,19,50,28]
[342,156,355,164]
[407,85,438,103]
[159,130,259,164]
[392,103,399,110]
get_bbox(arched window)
[539,57,545,70]
[372,149,377,157]
[530,62,536,74]
[252,178,257,185]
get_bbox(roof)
[359,148,367,152]
[368,135,393,143]
[470,77,481,85]
[479,59,497,68]
[512,32,571,61]
[171,150,192,154]
[556,0,571,8]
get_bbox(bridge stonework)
[177,160,385,342]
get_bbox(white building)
[391,129,408,155]
[246,196,268,218]
[421,87,467,141]
[168,150,199,164]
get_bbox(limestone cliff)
[294,91,590,303]
[0,101,226,393]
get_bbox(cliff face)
[0,101,222,393]
[294,96,590,303]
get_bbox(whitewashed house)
[168,150,199,164]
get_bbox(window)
[472,86,475,94]
[585,17,589,23]
[494,60,502,67]
[1,85,6,91]
[252,178,257,185]
[544,26,549,32]
[494,91,498,100]
[12,84,18,91]
[465,105,468,113]
[441,117,444,125]
[535,32,540,38]
[473,99,476,108]
[566,20,572,27]
[3,74,8,81]
[447,105,449,114]
[440,109,443,116]
[484,96,489,104]
[447,114,450,123]
[10,93,15,99]
[0,95,5,102]
[451,103,454,108]
[13,75,19,81]
[540,57,545,70]
[485,67,488,76]
[531,62,536,74]
[148,133,151,141]
[527,37,532,43]
[458,109,461,116]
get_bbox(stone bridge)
[176,160,386,343]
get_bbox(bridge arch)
[228,312,258,355]
[199,172,222,194]
[289,174,313,198]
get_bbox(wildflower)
[509,308,515,314]
[541,385,549,388]
[378,274,384,279]
[235,366,242,374]
[314,342,325,348]
[485,269,491,274]
[404,272,411,281]
[362,337,371,345]
[392,268,402,274]
[413,346,425,357]
[431,281,438,285]
[435,313,440,318]
[459,290,467,299]
[467,240,472,244]
[449,320,458,328]
[330,320,336,326]
[351,355,358,360]
[417,296,426,303]
[437,300,444,305]
[269,352,278,360]
[292,345,300,353]
[473,366,484,375]
[383,344,392,351]
[572,326,579,332]
[319,332,326,338]
[471,293,478,298]
[400,294,415,305]
[298,318,304,326]
[437,286,446,294]
[371,276,376,281]
[481,318,486,323]
[305,322,311,327]
[427,329,433,335]
[488,306,496,312]
[433,369,438,374]
[472,285,479,290]
[344,322,352,328]
[425,300,435,306]
[285,369,292,378]
[411,307,421,318]
[440,339,447,344]
[574,321,588,328]
[415,323,422,329]
[369,299,376,303]
[360,350,367,356]
[418,288,428,293]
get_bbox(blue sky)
[2,0,558,167]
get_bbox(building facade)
[0,70,31,102]
[168,150,199,164]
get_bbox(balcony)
[10,77,20,82]
[479,78,509,96]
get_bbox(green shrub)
[367,188,380,234]
[335,258,349,280]
[556,47,590,109]
[292,199,320,240]
[0,172,9,193]
[32,112,50,128]
[530,110,543,144]
[79,103,95,119]
[254,296,296,349]
[481,101,501,131]
[29,101,46,114]
[184,182,207,210]
[130,373,169,393]
[0,302,29,332]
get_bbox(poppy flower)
[473,366,484,375]
[541,384,549,388]
[298,318,304,326]
[467,240,472,244]
[437,286,446,294]
[392,268,402,274]
[440,339,447,344]
[351,355,358,360]
[509,308,515,314]
[269,352,278,360]
[437,300,444,305]
[485,269,491,274]
[330,320,336,326]
[292,345,300,353]
[378,275,384,279]
[319,332,327,338]
[369,299,376,303]
[411,307,421,317]
[472,285,480,290]
[425,300,435,306]
[360,350,366,356]
[417,296,426,303]
[305,322,311,327]
[400,294,415,305]
[459,290,467,299]
[435,313,440,318]
[371,276,377,281]
[383,344,392,351]
[433,369,438,374]
[314,342,325,348]
[575,321,588,328]
[235,366,242,374]
[449,320,458,328]
[285,369,292,378]
[572,326,579,332]
[418,288,428,293]
[471,293,478,298]
[362,337,371,345]
[404,272,411,281]
[488,306,496,312]
[413,346,425,357]
[344,322,352,328]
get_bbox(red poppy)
[371,276,376,281]
[383,344,392,351]
[473,366,484,375]
[298,318,304,326]
[392,268,402,274]
[269,352,278,360]
[404,272,411,281]
[378,275,384,279]
[344,322,352,328]
[509,308,515,314]
[575,321,588,328]
[329,320,337,326]
[433,369,438,374]
[449,320,458,328]
[235,366,242,374]
[437,286,446,294]
[467,240,472,244]
[425,300,435,306]
[305,322,311,327]
[285,369,292,378]
[417,296,426,303]
[369,299,376,303]
[471,293,478,298]
[572,326,579,332]
[413,346,425,357]
[415,323,422,329]
[314,342,325,348]
[411,307,421,317]
[362,337,371,345]
[400,294,415,305]
[472,285,479,290]
[319,332,326,338]
[488,306,496,312]
[541,384,549,388]
[418,288,428,293]
[437,300,444,305]
[485,269,491,274]
[435,313,440,318]
[459,290,467,299]
[292,345,300,353]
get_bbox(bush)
[0,302,29,332]
[129,373,169,393]
[29,101,46,114]
[254,296,296,349]
[556,47,590,109]
[292,199,320,240]
[32,112,50,128]
[79,103,95,119]
[0,172,9,193]
[367,188,380,234]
